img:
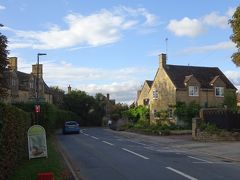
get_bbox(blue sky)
[0,0,239,104]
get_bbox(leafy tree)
[63,90,103,126]
[229,6,240,66]
[175,101,200,126]
[110,103,128,120]
[49,86,65,107]
[0,24,9,98]
[224,91,237,111]
[123,105,149,123]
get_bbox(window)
[29,81,34,89]
[215,87,224,97]
[143,98,149,105]
[153,90,158,99]
[168,108,174,119]
[11,79,17,86]
[189,86,199,96]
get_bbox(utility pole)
[35,53,46,124]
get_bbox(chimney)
[107,93,110,100]
[159,53,166,69]
[8,57,17,71]
[68,85,71,94]
[32,64,43,78]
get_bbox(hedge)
[0,104,31,180]
[0,102,80,180]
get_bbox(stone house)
[1,57,52,104]
[136,80,153,106]
[137,53,237,123]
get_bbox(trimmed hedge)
[0,102,80,180]
[13,102,81,136]
[0,104,31,180]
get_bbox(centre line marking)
[166,167,198,180]
[122,148,149,160]
[102,141,114,146]
[188,156,212,163]
[91,136,99,140]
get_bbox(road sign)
[35,105,40,113]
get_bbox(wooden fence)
[200,108,240,131]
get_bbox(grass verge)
[9,136,72,180]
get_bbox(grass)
[9,136,71,180]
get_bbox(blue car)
[62,121,80,134]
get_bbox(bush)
[201,123,222,135]
[175,101,200,126]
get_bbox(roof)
[145,80,153,88]
[164,65,236,89]
[17,71,31,91]
[2,69,51,93]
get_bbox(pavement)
[109,130,240,163]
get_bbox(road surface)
[57,127,240,180]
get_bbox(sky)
[0,0,240,104]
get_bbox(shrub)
[201,123,222,135]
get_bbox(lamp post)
[36,53,47,124]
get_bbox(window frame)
[168,108,174,119]
[153,89,158,99]
[215,87,224,97]
[188,86,199,96]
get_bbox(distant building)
[136,53,237,123]
[1,57,52,104]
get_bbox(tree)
[229,6,240,66]
[49,86,65,107]
[224,91,237,111]
[0,24,9,98]
[63,90,102,126]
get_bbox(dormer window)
[215,87,224,97]
[189,86,199,96]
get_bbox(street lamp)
[36,53,47,124]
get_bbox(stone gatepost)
[192,117,201,139]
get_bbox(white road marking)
[122,148,149,160]
[102,141,114,146]
[188,156,212,163]
[166,167,198,180]
[192,161,233,164]
[90,136,99,140]
[131,141,147,146]
[82,133,89,136]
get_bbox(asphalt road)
[57,127,240,180]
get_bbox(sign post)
[28,125,47,159]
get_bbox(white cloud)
[79,81,140,104]
[16,58,148,104]
[181,41,235,54]
[167,17,205,37]
[8,6,157,50]
[167,7,235,37]
[226,7,236,17]
[225,71,240,87]
[0,5,6,10]
[202,12,228,28]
